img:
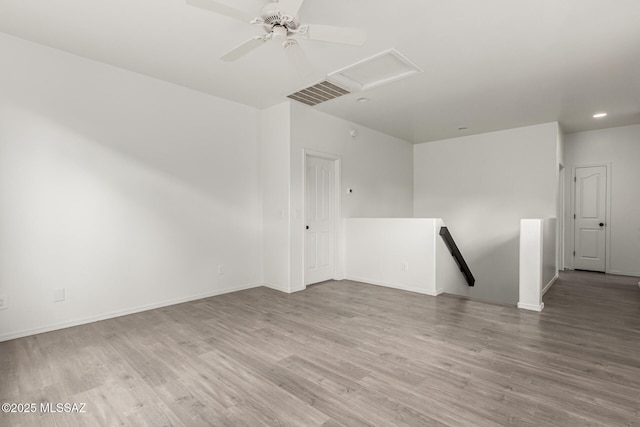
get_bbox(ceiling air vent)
[287,80,350,106]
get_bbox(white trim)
[302,150,342,287]
[303,149,341,160]
[263,282,290,293]
[608,270,640,278]
[0,282,262,343]
[432,221,440,295]
[605,163,613,273]
[558,165,565,270]
[346,276,443,297]
[264,282,307,293]
[542,273,559,296]
[517,302,545,312]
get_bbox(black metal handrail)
[439,227,475,287]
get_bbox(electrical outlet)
[0,294,8,310]
[218,264,224,275]
[401,261,409,272]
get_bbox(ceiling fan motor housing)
[261,2,299,31]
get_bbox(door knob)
[599,223,604,227]
[306,225,309,230]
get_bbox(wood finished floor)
[1,271,639,426]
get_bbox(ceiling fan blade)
[221,37,266,62]
[186,0,253,23]
[278,0,306,17]
[283,41,312,76]
[305,25,367,46]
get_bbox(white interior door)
[574,165,607,272]
[305,156,335,285]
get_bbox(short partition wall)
[518,218,558,312]
[344,218,468,296]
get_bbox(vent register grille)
[287,81,350,106]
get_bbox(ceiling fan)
[186,0,367,73]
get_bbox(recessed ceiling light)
[593,112,607,118]
[357,97,370,103]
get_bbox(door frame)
[569,163,612,272]
[558,164,565,270]
[302,150,342,286]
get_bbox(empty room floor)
[1,271,639,426]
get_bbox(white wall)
[289,103,414,291]
[256,101,414,294]
[290,103,414,220]
[518,218,558,312]
[414,123,560,304]
[564,124,640,276]
[0,34,263,341]
[260,103,291,292]
[519,220,544,311]
[345,218,470,296]
[345,218,438,295]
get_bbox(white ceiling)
[1,0,639,143]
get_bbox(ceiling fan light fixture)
[272,25,288,40]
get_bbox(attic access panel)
[327,49,423,92]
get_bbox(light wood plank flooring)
[1,271,639,426]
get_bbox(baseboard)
[542,274,559,296]
[346,276,442,296]
[607,270,640,278]
[263,282,290,293]
[564,268,640,278]
[517,302,545,312]
[0,282,262,343]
